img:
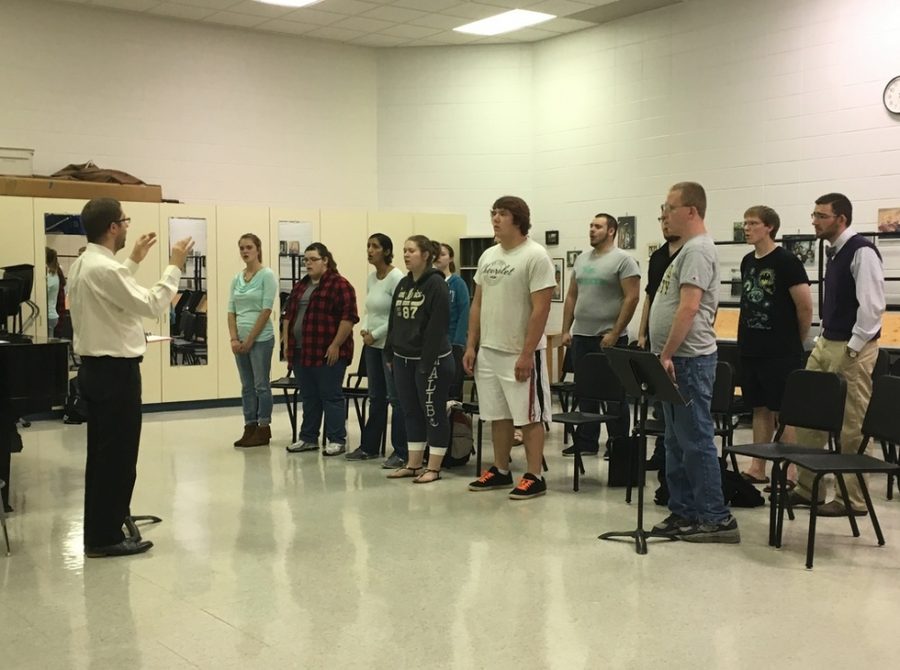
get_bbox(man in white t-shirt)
[463,196,556,500]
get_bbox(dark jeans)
[571,334,630,451]
[294,354,348,445]
[360,346,407,458]
[79,356,143,548]
[392,353,454,451]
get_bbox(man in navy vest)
[788,193,885,516]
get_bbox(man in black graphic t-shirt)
[737,205,812,484]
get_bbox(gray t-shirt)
[292,281,319,350]
[649,234,719,357]
[571,247,641,336]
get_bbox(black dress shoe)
[85,538,153,558]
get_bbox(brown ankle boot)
[240,424,271,448]
[234,423,257,447]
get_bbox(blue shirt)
[446,273,470,347]
[228,267,276,341]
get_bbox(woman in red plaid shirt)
[282,243,359,456]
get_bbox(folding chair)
[551,352,625,491]
[549,346,576,445]
[724,369,846,547]
[786,374,900,568]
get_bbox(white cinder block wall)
[377,0,900,331]
[0,0,378,206]
[3,0,900,332]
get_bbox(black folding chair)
[552,353,625,491]
[711,361,739,471]
[786,374,900,568]
[342,354,371,440]
[549,346,576,445]
[724,369,846,548]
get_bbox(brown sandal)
[413,468,442,484]
[387,465,424,479]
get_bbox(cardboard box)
[0,176,162,202]
[0,147,34,176]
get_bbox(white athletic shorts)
[474,347,552,425]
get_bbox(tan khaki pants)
[794,338,878,509]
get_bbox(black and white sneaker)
[650,513,694,537]
[468,466,514,491]
[677,515,741,544]
[508,473,547,500]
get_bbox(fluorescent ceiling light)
[253,0,324,8]
[454,9,556,36]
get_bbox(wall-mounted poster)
[552,258,564,302]
[618,216,636,250]
[566,250,581,267]
[877,207,900,233]
[733,221,745,242]
[783,235,816,269]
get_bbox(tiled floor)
[4,405,900,669]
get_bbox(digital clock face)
[885,76,900,114]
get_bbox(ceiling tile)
[91,0,162,11]
[331,15,395,32]
[314,0,381,14]
[377,23,443,39]
[255,17,320,34]
[441,2,523,20]
[166,0,241,9]
[391,0,464,10]
[358,5,428,23]
[304,25,367,41]
[530,0,598,16]
[540,16,601,32]
[222,1,296,18]
[407,13,472,30]
[280,7,347,25]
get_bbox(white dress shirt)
[828,228,886,352]
[68,243,182,358]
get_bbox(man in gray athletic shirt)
[561,213,640,456]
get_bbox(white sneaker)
[286,440,318,453]
[323,442,346,456]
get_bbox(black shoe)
[650,513,693,537]
[345,447,377,461]
[677,515,741,544]
[508,473,547,500]
[469,466,514,491]
[816,500,868,517]
[645,454,665,471]
[785,491,822,509]
[562,445,598,457]
[85,538,153,558]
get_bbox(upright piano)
[0,336,69,511]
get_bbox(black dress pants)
[79,356,142,548]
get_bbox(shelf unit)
[458,236,495,298]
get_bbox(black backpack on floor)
[441,409,474,468]
[654,461,764,508]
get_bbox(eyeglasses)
[810,212,837,220]
[114,217,131,225]
[303,256,323,264]
[660,203,689,214]
[490,208,510,217]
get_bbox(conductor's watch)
[846,347,859,359]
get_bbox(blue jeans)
[360,346,407,458]
[571,334,630,450]
[235,338,275,425]
[294,354,348,445]
[662,353,729,524]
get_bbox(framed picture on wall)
[566,250,581,267]
[877,207,900,233]
[783,235,816,269]
[552,258,564,302]
[733,221,745,242]
[617,216,636,250]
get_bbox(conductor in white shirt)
[69,198,193,558]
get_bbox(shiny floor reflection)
[4,405,900,669]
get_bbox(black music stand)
[599,347,688,555]
[125,512,162,541]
